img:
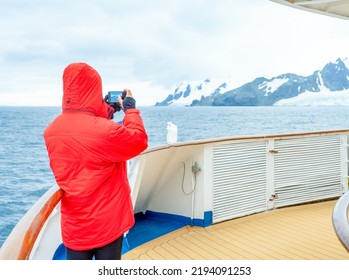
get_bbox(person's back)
[44,63,148,259]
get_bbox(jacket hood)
[62,63,111,118]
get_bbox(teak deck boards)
[123,200,349,260]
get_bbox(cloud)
[1,0,349,106]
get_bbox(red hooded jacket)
[44,63,148,250]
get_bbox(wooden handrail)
[0,186,63,260]
[18,189,64,260]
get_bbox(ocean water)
[1,105,349,247]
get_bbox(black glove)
[122,97,136,112]
[104,94,123,119]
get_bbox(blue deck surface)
[52,212,187,260]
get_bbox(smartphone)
[107,91,124,104]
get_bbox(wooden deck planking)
[206,230,265,260]
[233,210,344,259]
[247,218,347,259]
[220,227,296,260]
[241,222,334,259]
[194,230,260,259]
[232,224,333,260]
[160,242,192,260]
[170,236,209,260]
[122,200,349,260]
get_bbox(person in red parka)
[44,62,148,260]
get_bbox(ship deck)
[122,200,349,260]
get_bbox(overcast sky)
[1,0,349,106]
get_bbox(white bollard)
[166,122,178,144]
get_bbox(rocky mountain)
[155,57,349,106]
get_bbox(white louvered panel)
[274,134,342,207]
[212,140,267,223]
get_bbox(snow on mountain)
[258,77,289,97]
[274,89,349,106]
[156,57,349,106]
[155,78,236,106]
[343,57,349,70]
[275,57,349,106]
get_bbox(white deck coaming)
[130,129,349,226]
[132,144,205,220]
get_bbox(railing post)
[266,139,276,209]
[340,133,349,193]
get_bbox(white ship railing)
[129,130,349,225]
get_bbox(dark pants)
[66,235,123,260]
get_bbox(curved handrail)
[0,186,63,260]
[332,191,349,253]
[143,128,349,154]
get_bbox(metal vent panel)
[274,134,342,207]
[212,140,267,223]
